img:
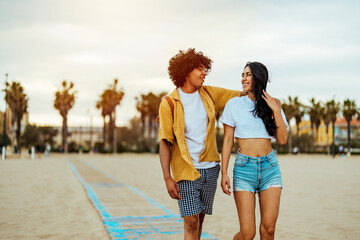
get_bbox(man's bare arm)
[159,140,181,200]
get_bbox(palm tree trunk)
[16,116,21,153]
[147,116,151,143]
[102,117,106,149]
[109,115,114,152]
[62,115,68,153]
[347,120,351,155]
[113,111,117,154]
[332,120,335,157]
[316,126,319,146]
[296,123,300,138]
[288,125,292,153]
[325,124,329,155]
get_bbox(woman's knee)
[235,229,255,240]
[260,223,275,237]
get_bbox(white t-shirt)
[220,96,288,139]
[178,88,218,169]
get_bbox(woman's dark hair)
[245,62,276,136]
[168,48,212,87]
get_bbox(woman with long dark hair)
[220,62,288,240]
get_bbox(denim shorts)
[233,150,282,193]
[177,164,220,217]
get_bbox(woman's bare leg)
[233,191,256,240]
[258,187,281,240]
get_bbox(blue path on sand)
[69,159,217,240]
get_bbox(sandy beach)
[1,153,359,239]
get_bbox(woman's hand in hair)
[262,90,281,113]
[262,90,288,144]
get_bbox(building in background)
[0,108,12,136]
[334,118,360,145]
[294,117,360,146]
[0,109,29,149]
[53,126,103,151]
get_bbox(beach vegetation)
[4,81,28,153]
[343,99,358,155]
[96,79,125,153]
[21,124,58,149]
[307,98,324,142]
[282,96,297,153]
[277,96,360,155]
[54,80,77,153]
[135,91,167,152]
[325,100,340,155]
[0,133,11,146]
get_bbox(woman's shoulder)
[224,96,248,109]
[227,96,248,104]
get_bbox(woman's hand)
[221,173,232,196]
[262,90,280,113]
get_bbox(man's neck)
[180,85,198,93]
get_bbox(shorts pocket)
[234,156,247,166]
[268,156,278,166]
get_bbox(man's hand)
[240,91,248,97]
[165,177,182,200]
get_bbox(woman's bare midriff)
[236,138,273,157]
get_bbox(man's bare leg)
[197,212,205,240]
[184,214,200,240]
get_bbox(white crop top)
[220,96,288,139]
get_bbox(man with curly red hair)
[159,48,243,239]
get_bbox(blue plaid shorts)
[177,164,220,217]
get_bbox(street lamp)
[2,73,8,160]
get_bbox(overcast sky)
[1,0,359,127]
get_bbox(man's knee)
[260,223,275,237]
[184,215,199,232]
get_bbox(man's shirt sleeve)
[208,86,241,112]
[158,98,174,144]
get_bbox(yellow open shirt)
[158,85,241,182]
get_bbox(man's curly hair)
[168,48,213,88]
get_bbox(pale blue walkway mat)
[69,159,217,240]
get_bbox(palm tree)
[342,99,357,156]
[96,90,112,151]
[5,81,28,153]
[327,99,340,157]
[109,79,124,153]
[96,79,124,153]
[54,80,77,153]
[307,98,324,143]
[282,96,297,153]
[323,101,333,154]
[293,97,305,138]
[135,91,166,151]
[215,110,223,151]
